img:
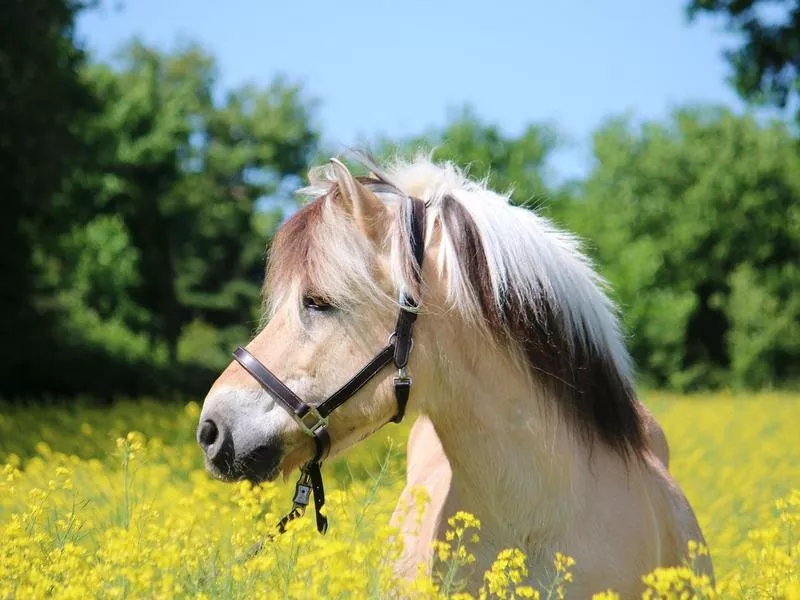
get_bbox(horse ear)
[329,158,388,243]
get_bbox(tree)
[57,41,318,384]
[686,0,800,121]
[0,0,96,396]
[2,31,318,398]
[571,105,800,389]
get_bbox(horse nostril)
[197,418,234,470]
[198,419,219,449]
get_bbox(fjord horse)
[197,154,712,597]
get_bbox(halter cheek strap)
[232,197,427,535]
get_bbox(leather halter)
[232,196,427,535]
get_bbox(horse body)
[197,153,712,597]
[392,412,707,597]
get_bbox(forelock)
[263,184,397,326]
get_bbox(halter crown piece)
[232,196,427,535]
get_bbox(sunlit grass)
[0,392,798,598]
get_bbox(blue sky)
[77,0,746,182]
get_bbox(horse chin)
[236,442,285,484]
[209,466,281,485]
[204,441,284,485]
[243,466,281,484]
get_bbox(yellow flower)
[0,392,798,598]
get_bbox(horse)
[196,153,713,597]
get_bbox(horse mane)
[269,152,645,458]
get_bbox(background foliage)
[1,0,799,399]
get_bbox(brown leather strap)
[393,198,426,370]
[233,346,313,420]
[312,427,331,463]
[316,344,395,418]
[307,462,327,533]
[390,376,411,424]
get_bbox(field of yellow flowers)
[0,392,798,599]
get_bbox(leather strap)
[390,376,411,424]
[234,344,395,462]
[311,426,331,463]
[317,344,395,417]
[307,462,327,533]
[393,310,417,369]
[233,347,313,420]
[393,198,426,369]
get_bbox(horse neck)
[417,331,603,546]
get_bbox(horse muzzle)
[196,413,284,484]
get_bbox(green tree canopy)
[569,106,800,389]
[2,34,318,398]
[687,0,800,120]
[0,0,96,394]
[70,40,316,374]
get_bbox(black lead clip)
[291,469,312,510]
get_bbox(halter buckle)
[394,366,411,383]
[298,407,328,436]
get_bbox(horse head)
[197,156,436,486]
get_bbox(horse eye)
[302,296,333,312]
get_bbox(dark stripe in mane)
[440,195,645,458]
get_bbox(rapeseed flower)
[0,392,797,598]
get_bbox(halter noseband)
[232,196,427,535]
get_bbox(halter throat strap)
[232,196,426,534]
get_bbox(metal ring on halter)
[387,331,415,352]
